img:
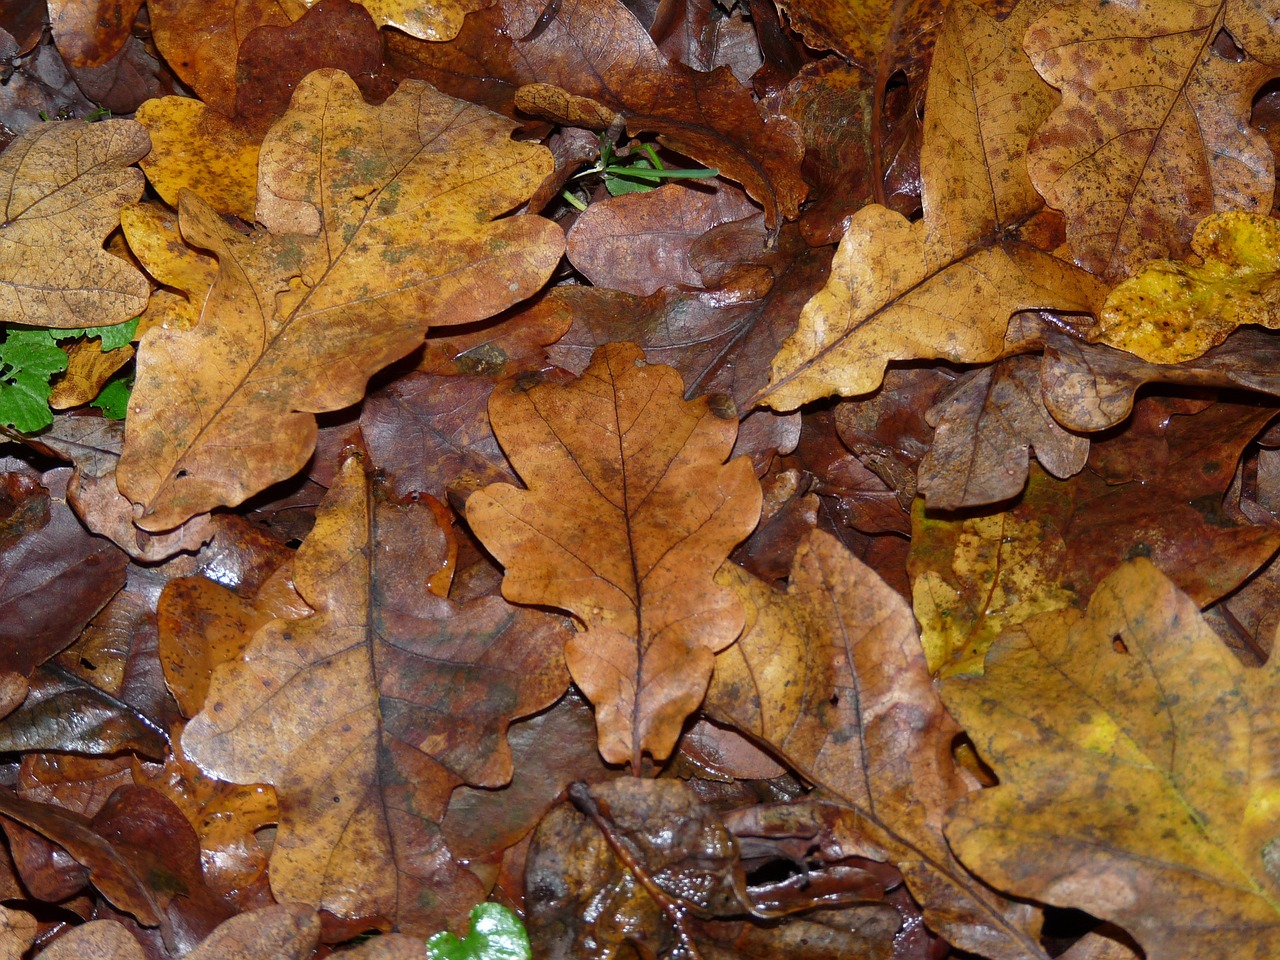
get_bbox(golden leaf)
[0,120,149,329]
[118,70,564,531]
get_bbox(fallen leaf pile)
[0,0,1278,957]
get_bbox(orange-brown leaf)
[468,342,762,767]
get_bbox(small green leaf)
[94,316,139,352]
[427,903,530,960]
[0,329,70,432]
[91,374,133,419]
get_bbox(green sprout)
[561,134,719,211]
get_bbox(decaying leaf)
[760,0,1102,409]
[708,531,1047,959]
[943,559,1280,960]
[468,342,762,767]
[1092,211,1280,363]
[183,454,571,934]
[1025,0,1277,280]
[117,69,564,531]
[0,119,149,329]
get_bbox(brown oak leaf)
[467,342,762,768]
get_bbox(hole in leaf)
[1112,634,1129,655]
[1211,27,1245,62]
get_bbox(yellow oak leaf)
[117,69,564,532]
[943,559,1280,959]
[136,97,260,221]
[467,342,762,768]
[1093,211,1280,363]
[0,120,150,329]
[758,0,1103,410]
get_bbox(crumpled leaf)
[918,355,1089,510]
[1091,211,1280,363]
[1025,0,1278,281]
[910,400,1280,675]
[565,183,759,296]
[760,0,1102,409]
[183,454,571,934]
[467,342,762,767]
[707,531,1048,959]
[0,119,150,329]
[118,69,563,532]
[943,559,1280,960]
[398,0,806,225]
[1042,327,1280,432]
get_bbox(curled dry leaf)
[1025,0,1277,281]
[760,0,1102,409]
[183,455,571,934]
[1092,211,1280,363]
[0,119,149,329]
[118,69,564,531]
[943,559,1280,960]
[468,342,762,767]
[506,0,806,226]
[918,355,1088,510]
[708,531,1048,960]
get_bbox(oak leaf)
[943,559,1280,959]
[467,342,762,767]
[0,119,150,329]
[1025,0,1278,281]
[760,0,1103,409]
[182,454,571,934]
[707,530,1048,959]
[118,69,564,531]
[918,354,1088,510]
[1091,211,1280,363]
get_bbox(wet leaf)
[468,342,762,767]
[0,119,149,329]
[708,531,1047,959]
[48,0,145,68]
[943,559,1280,960]
[565,183,759,296]
[1025,0,1277,280]
[183,454,571,934]
[760,0,1101,409]
[117,69,564,531]
[1092,211,1280,363]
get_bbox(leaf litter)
[0,0,1278,957]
